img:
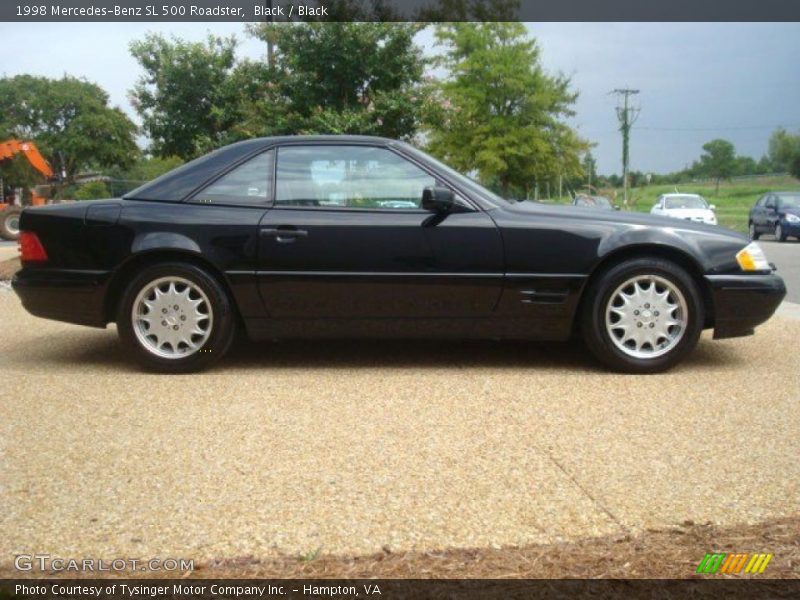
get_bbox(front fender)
[596,224,746,275]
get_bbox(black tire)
[774,222,787,242]
[0,207,22,241]
[116,262,236,373]
[748,221,760,241]
[581,257,704,374]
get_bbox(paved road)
[1,290,798,566]
[760,239,800,303]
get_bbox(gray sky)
[1,22,798,175]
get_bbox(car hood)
[501,201,745,240]
[782,207,800,217]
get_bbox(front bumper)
[12,268,110,328]
[705,273,786,339]
[781,219,800,236]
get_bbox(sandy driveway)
[1,290,798,567]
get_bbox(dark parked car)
[749,192,800,242]
[572,194,616,210]
[13,136,786,373]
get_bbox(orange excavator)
[0,138,55,240]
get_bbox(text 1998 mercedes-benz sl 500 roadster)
[12,136,786,373]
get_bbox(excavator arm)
[0,139,56,239]
[0,139,55,179]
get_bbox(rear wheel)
[117,262,236,372]
[748,221,760,241]
[581,257,704,373]
[0,207,22,241]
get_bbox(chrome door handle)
[261,227,308,243]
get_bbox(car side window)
[191,150,274,206]
[765,195,776,209]
[275,145,437,210]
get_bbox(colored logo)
[696,553,773,575]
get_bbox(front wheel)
[581,258,704,373]
[774,222,786,242]
[117,262,236,372]
[748,221,760,241]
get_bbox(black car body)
[749,191,800,242]
[13,136,786,373]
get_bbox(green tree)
[74,180,111,200]
[130,34,243,159]
[109,155,184,183]
[424,23,585,197]
[768,128,800,178]
[0,75,138,182]
[733,155,757,176]
[698,139,736,193]
[244,22,427,139]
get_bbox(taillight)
[19,231,48,263]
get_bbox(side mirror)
[709,204,716,211]
[422,186,455,213]
[614,205,621,211]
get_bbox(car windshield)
[777,194,800,208]
[665,195,708,209]
[397,142,512,206]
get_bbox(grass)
[546,175,800,234]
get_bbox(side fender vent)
[520,289,569,305]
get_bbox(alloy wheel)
[131,276,213,359]
[605,274,688,359]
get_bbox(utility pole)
[265,0,275,68]
[611,88,640,206]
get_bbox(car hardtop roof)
[662,192,703,197]
[124,135,405,203]
[228,134,399,147]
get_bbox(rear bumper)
[705,273,786,339]
[12,268,110,327]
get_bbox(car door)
[256,143,503,320]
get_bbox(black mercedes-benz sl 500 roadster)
[13,136,786,373]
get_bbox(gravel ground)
[1,290,799,569]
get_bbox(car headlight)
[785,213,800,223]
[736,242,770,272]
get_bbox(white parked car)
[651,193,717,225]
